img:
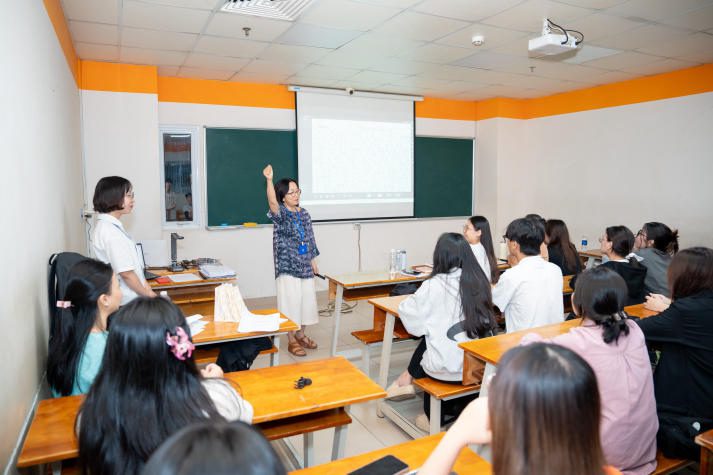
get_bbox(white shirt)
[398,269,478,381]
[470,243,492,283]
[202,379,254,423]
[492,255,564,333]
[92,213,146,305]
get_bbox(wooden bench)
[193,345,279,366]
[413,377,481,435]
[696,428,713,475]
[351,327,412,377]
[652,449,694,475]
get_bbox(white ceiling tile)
[333,79,392,90]
[121,28,197,51]
[372,11,471,42]
[177,67,235,80]
[257,44,331,63]
[276,23,362,48]
[286,76,339,88]
[137,0,220,10]
[298,0,401,31]
[606,0,713,23]
[157,66,180,76]
[397,43,475,64]
[559,44,620,64]
[120,47,187,66]
[367,58,432,75]
[241,59,307,76]
[61,0,118,24]
[453,51,532,70]
[74,43,120,61]
[417,64,501,83]
[591,24,693,50]
[413,0,526,22]
[335,33,424,56]
[183,53,250,70]
[205,13,294,41]
[69,21,118,45]
[350,0,423,8]
[659,4,713,31]
[315,50,380,69]
[122,1,212,34]
[436,23,530,50]
[636,32,713,62]
[581,51,662,70]
[483,0,594,33]
[590,70,638,84]
[348,70,409,84]
[488,37,536,57]
[620,58,700,76]
[389,76,460,90]
[564,13,647,42]
[552,0,628,8]
[298,64,360,80]
[194,36,269,58]
[233,72,290,84]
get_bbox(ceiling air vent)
[220,0,313,21]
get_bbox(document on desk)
[186,314,207,337]
[237,311,282,333]
[168,273,202,283]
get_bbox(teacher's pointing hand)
[263,164,273,181]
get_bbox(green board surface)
[205,129,472,226]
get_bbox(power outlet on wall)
[81,208,95,220]
[353,223,361,231]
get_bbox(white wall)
[479,93,713,248]
[0,2,84,471]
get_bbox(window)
[160,126,201,228]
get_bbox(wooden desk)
[325,270,427,357]
[460,303,656,383]
[17,357,384,470]
[696,428,713,475]
[148,268,235,312]
[580,249,604,269]
[291,433,491,475]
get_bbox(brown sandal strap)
[296,334,318,349]
[288,341,306,356]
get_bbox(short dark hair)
[525,213,546,232]
[505,218,544,256]
[668,247,713,299]
[142,421,286,475]
[93,176,131,213]
[642,222,679,255]
[274,178,298,204]
[572,267,630,344]
[605,226,636,261]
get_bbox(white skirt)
[276,275,319,327]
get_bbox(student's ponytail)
[643,222,679,256]
[572,267,630,345]
[599,310,630,344]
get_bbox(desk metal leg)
[330,285,344,357]
[429,397,441,435]
[377,312,395,418]
[586,256,596,269]
[51,461,61,475]
[361,344,370,377]
[303,432,314,468]
[271,335,279,367]
[332,419,348,460]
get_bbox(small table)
[17,357,385,470]
[148,268,236,314]
[579,249,604,269]
[291,433,491,474]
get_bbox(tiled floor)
[245,292,422,470]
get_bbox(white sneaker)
[385,382,416,401]
[415,413,433,432]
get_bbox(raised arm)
[263,164,279,215]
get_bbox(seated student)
[142,421,285,475]
[633,222,679,296]
[545,219,582,276]
[47,259,122,397]
[385,233,495,431]
[637,247,713,460]
[463,215,500,283]
[420,343,622,475]
[78,298,253,475]
[525,213,549,260]
[522,267,657,474]
[596,226,647,305]
[492,217,564,333]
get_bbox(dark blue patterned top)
[267,205,320,279]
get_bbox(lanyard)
[289,209,305,244]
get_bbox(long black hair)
[546,219,580,274]
[468,216,500,283]
[430,233,495,338]
[47,259,113,396]
[142,421,286,475]
[605,225,641,267]
[572,267,630,344]
[78,298,226,475]
[642,222,679,255]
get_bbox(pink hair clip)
[166,326,195,361]
[56,301,72,308]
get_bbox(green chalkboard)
[205,129,472,226]
[206,128,297,226]
[414,136,473,218]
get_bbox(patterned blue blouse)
[267,205,320,279]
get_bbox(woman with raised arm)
[263,164,320,357]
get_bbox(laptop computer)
[136,243,160,280]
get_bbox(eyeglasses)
[286,189,302,196]
[637,229,647,238]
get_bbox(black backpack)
[48,252,88,339]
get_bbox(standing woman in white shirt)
[92,176,156,305]
[463,215,499,283]
[385,233,495,430]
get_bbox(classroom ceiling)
[63,0,713,100]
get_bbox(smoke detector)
[220,0,314,21]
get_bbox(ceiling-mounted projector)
[528,19,582,56]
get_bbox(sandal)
[295,333,318,350]
[288,340,306,357]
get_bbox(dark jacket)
[601,260,648,305]
[547,244,582,276]
[636,290,713,418]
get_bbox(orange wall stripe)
[158,77,294,109]
[81,61,158,94]
[43,0,79,86]
[415,97,476,120]
[475,98,528,120]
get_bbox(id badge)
[298,243,308,255]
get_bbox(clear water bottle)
[398,250,407,271]
[580,235,588,251]
[389,249,398,278]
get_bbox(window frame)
[159,125,202,230]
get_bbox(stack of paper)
[186,314,208,337]
[169,273,202,283]
[237,312,282,333]
[200,264,236,279]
